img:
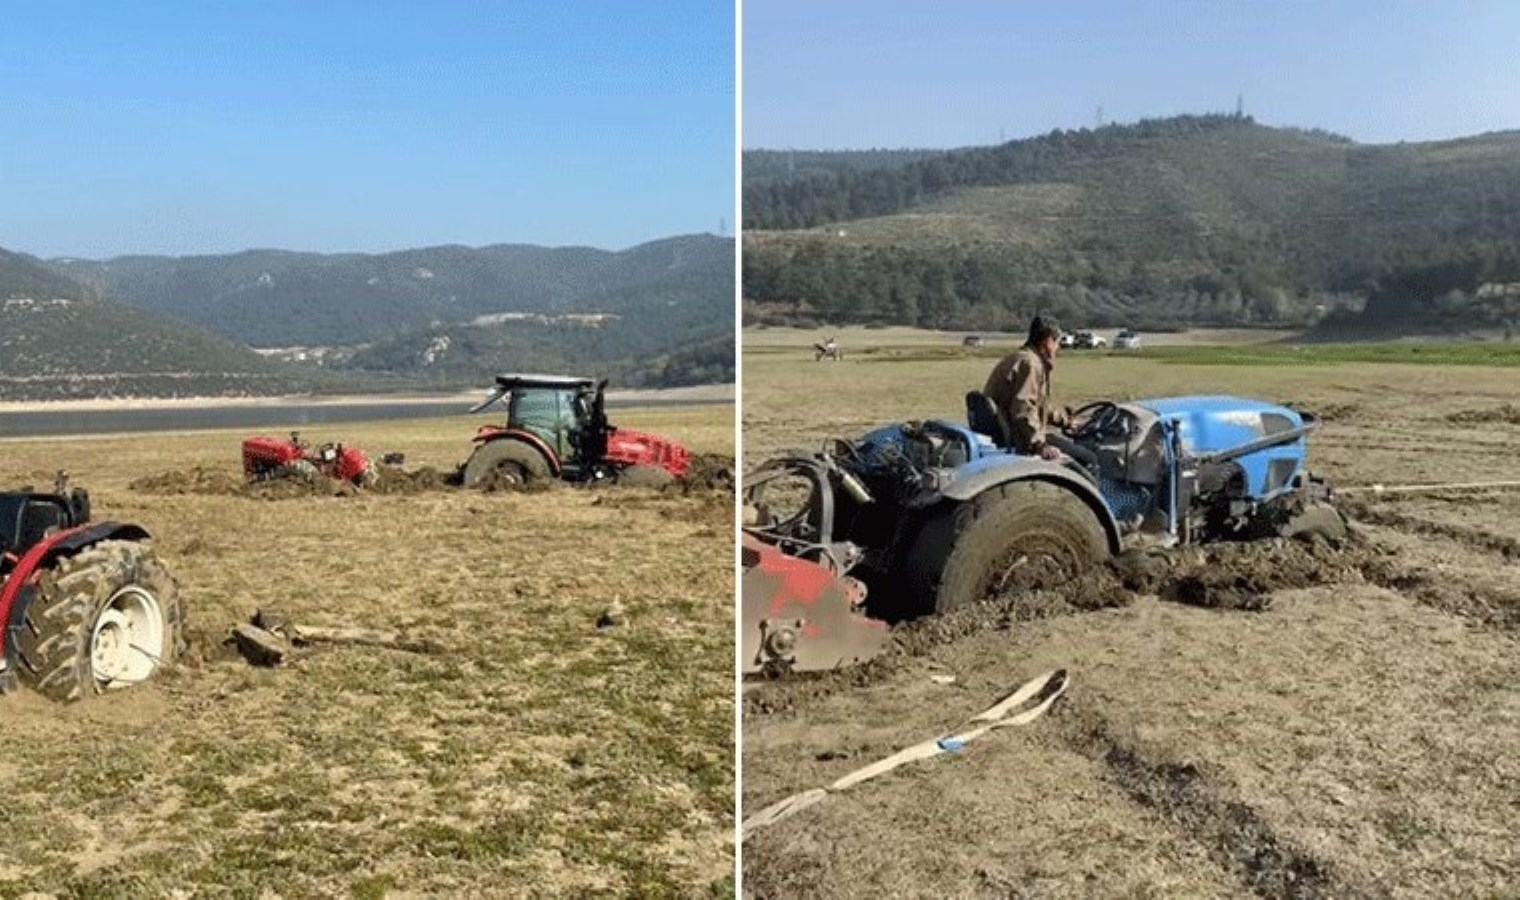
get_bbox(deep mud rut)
[743,365,1520,898]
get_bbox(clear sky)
[744,0,1520,150]
[0,1,734,258]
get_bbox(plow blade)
[742,535,891,674]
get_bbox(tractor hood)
[1129,396,1306,457]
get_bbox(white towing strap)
[742,668,1069,841]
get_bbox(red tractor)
[460,374,690,488]
[1,474,184,702]
[242,432,375,486]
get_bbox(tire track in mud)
[1047,704,1354,900]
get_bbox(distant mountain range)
[1,235,734,400]
[743,115,1520,335]
[54,234,733,347]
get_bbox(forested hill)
[743,115,1520,334]
[2,247,316,400]
[52,234,733,348]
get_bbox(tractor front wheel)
[15,541,185,703]
[462,439,552,488]
[1279,501,1348,542]
[902,480,1109,618]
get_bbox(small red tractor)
[242,432,375,486]
[1,474,184,702]
[460,374,690,487]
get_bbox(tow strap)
[742,668,1069,841]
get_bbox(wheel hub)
[90,586,166,688]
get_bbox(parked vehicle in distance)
[1115,329,1142,350]
[1073,330,1108,349]
[962,335,984,348]
[1059,332,1076,349]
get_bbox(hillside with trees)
[743,116,1520,334]
[2,248,319,400]
[54,234,734,348]
[4,231,735,400]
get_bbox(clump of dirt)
[131,466,356,499]
[369,465,460,494]
[677,454,736,495]
[242,473,356,500]
[1307,401,1363,423]
[1445,403,1520,425]
[1145,539,1366,611]
[129,466,245,495]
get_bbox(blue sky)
[744,0,1520,150]
[0,1,734,258]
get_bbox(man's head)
[1026,315,1061,357]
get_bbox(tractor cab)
[474,373,607,469]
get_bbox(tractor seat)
[965,391,1013,449]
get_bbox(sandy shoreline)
[0,382,734,414]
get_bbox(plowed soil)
[741,332,1519,898]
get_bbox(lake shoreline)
[0,382,734,414]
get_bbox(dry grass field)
[1,405,734,898]
[742,331,1519,898]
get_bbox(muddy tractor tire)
[462,438,552,488]
[903,480,1109,617]
[617,465,675,488]
[15,540,185,703]
[1280,501,1348,542]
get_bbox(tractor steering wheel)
[1070,401,1125,442]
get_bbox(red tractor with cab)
[242,432,375,486]
[1,474,184,702]
[461,374,689,488]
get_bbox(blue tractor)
[743,393,1344,627]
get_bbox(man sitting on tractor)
[982,315,1100,472]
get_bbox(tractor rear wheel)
[903,480,1108,617]
[617,465,674,488]
[15,541,184,703]
[462,439,552,488]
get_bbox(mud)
[676,453,737,494]
[1445,403,1520,425]
[130,466,359,499]
[746,533,1376,717]
[369,465,460,494]
[132,454,731,501]
[127,466,245,495]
